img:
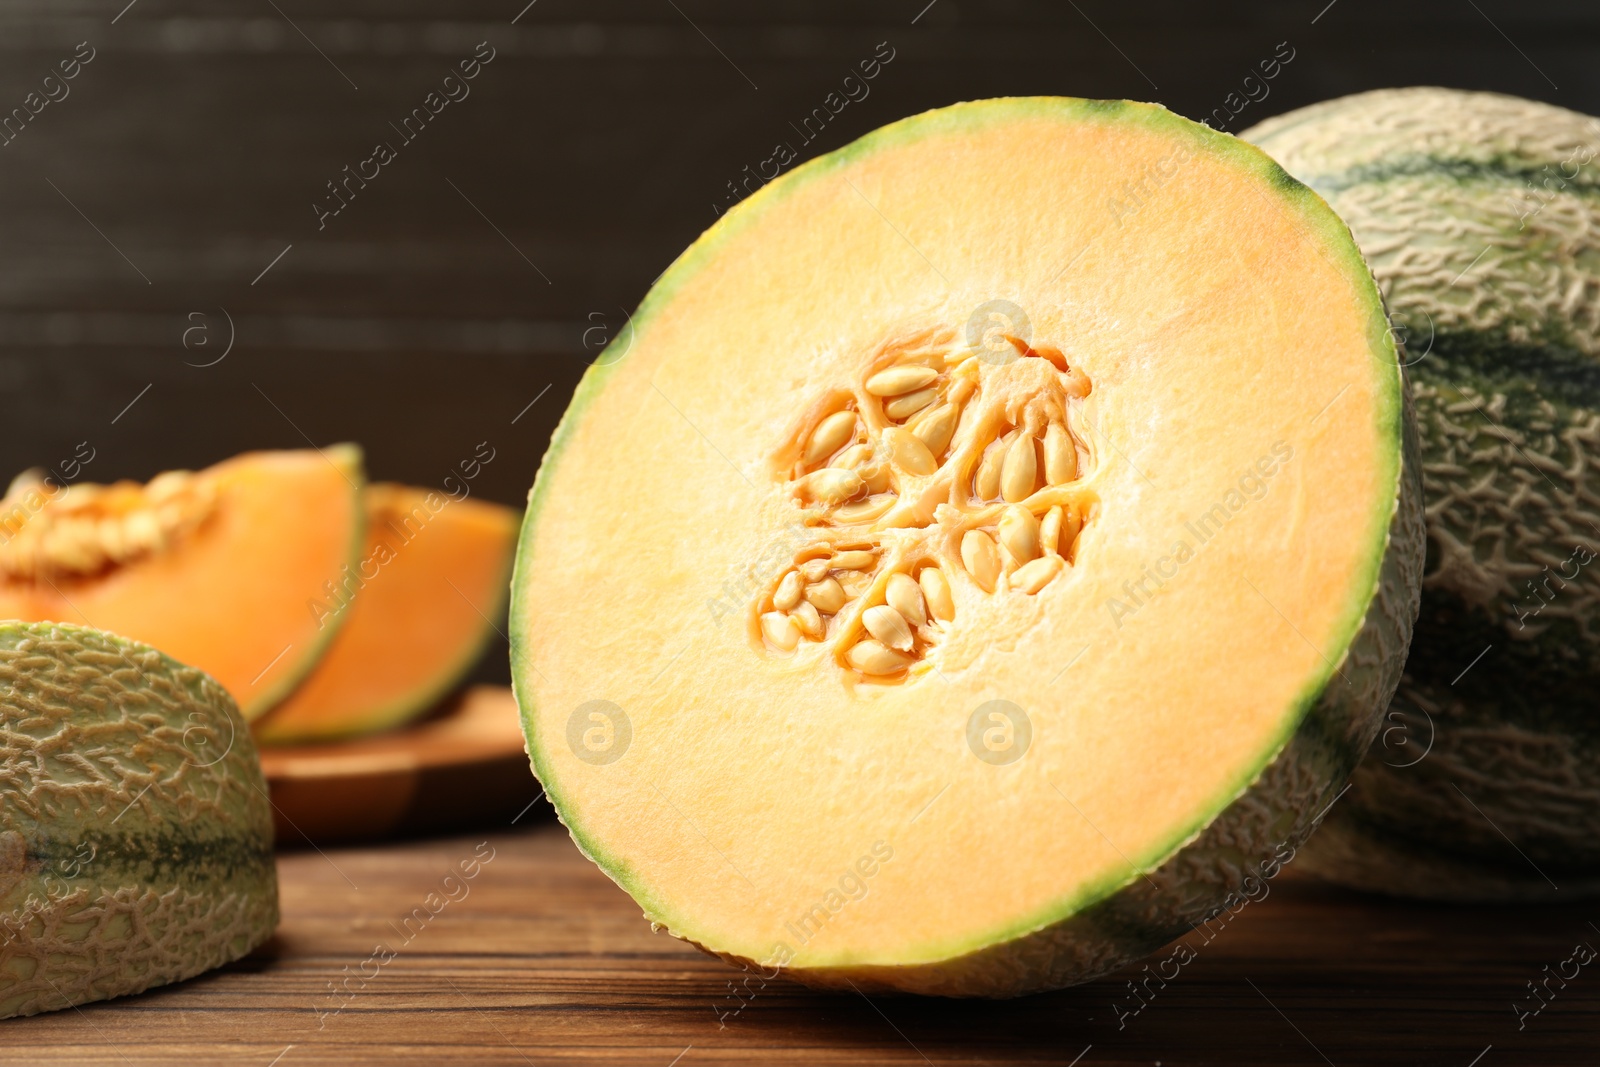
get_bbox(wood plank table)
[3,817,1596,1065]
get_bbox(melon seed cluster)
[0,470,217,581]
[762,326,1092,682]
[760,545,881,651]
[844,563,955,676]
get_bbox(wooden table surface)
[1,815,1595,1066]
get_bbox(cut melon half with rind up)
[254,483,519,744]
[0,446,365,719]
[512,97,1424,996]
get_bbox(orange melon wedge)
[253,483,519,744]
[0,445,365,719]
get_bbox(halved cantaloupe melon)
[0,446,364,719]
[512,98,1423,996]
[254,484,519,744]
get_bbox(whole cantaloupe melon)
[1247,87,1600,900]
[512,98,1423,995]
[0,621,278,1018]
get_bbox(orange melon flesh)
[254,484,518,744]
[513,99,1414,994]
[0,447,363,719]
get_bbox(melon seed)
[809,468,866,505]
[761,611,801,651]
[801,557,831,582]
[834,443,874,470]
[1039,505,1064,557]
[919,567,955,622]
[885,572,927,627]
[1000,432,1037,503]
[791,600,825,639]
[885,427,938,476]
[1043,421,1077,485]
[837,568,873,597]
[884,387,938,421]
[863,604,915,652]
[974,442,1005,500]
[806,578,848,614]
[961,530,1001,593]
[859,464,892,496]
[773,570,805,611]
[1010,554,1063,595]
[910,403,958,457]
[1060,502,1084,551]
[866,365,938,397]
[998,505,1040,566]
[834,494,894,524]
[96,517,125,560]
[805,411,858,467]
[830,550,876,570]
[847,639,912,675]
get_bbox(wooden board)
[0,823,1595,1064]
[260,686,541,845]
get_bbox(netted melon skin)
[1247,87,1600,899]
[0,622,278,1018]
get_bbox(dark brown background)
[3,0,1595,685]
[0,1,1597,1061]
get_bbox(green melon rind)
[1246,86,1600,899]
[0,621,279,1018]
[511,97,1420,993]
[245,442,369,720]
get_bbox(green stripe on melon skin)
[1245,87,1600,184]
[1404,338,1600,686]
[1294,794,1600,904]
[513,98,1418,994]
[1405,593,1600,740]
[1415,331,1600,409]
[1334,673,1600,875]
[1259,157,1600,196]
[21,831,273,886]
[0,621,277,1019]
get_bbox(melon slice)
[1246,88,1600,899]
[513,98,1423,995]
[0,446,364,719]
[254,484,519,744]
[0,621,277,1018]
